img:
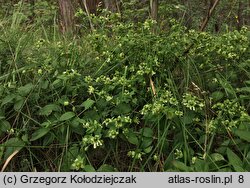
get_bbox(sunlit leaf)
[17,83,34,96]
[60,112,75,121]
[39,104,61,116]
[81,99,95,110]
[30,127,51,141]
[227,148,244,172]
[235,130,250,142]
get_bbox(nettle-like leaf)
[141,127,153,138]
[172,160,193,172]
[234,130,250,142]
[81,98,95,110]
[17,83,34,96]
[125,131,139,145]
[97,164,117,172]
[0,120,11,132]
[210,153,225,162]
[1,94,16,106]
[14,96,25,111]
[144,146,153,153]
[140,137,153,149]
[38,104,61,116]
[227,148,244,172]
[3,138,25,160]
[84,165,96,172]
[59,111,75,121]
[211,91,224,102]
[113,103,132,114]
[0,120,11,136]
[30,127,51,141]
[238,87,250,93]
[182,111,196,124]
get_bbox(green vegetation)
[0,0,250,172]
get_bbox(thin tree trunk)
[58,0,75,34]
[78,0,103,14]
[200,0,220,31]
[83,0,94,31]
[249,0,250,25]
[182,0,192,29]
[237,0,244,30]
[149,0,158,97]
[184,0,220,54]
[104,0,117,12]
[150,0,158,21]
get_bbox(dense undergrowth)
[0,3,250,172]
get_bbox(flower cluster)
[208,100,250,133]
[141,90,182,118]
[103,116,132,139]
[71,156,85,170]
[182,93,205,111]
[127,150,144,160]
[82,135,103,150]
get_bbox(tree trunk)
[150,0,158,21]
[104,0,118,12]
[237,0,244,30]
[58,0,75,34]
[200,0,220,31]
[182,0,193,29]
[78,0,103,14]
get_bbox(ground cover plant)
[0,0,250,172]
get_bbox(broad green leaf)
[235,130,250,142]
[43,132,55,146]
[61,146,80,171]
[140,137,153,149]
[246,151,250,161]
[97,164,117,172]
[30,127,51,141]
[0,147,3,162]
[227,148,244,172]
[17,83,34,96]
[0,115,5,120]
[182,111,196,124]
[21,134,28,142]
[60,112,75,121]
[216,75,235,96]
[0,120,11,132]
[40,80,49,89]
[172,160,192,172]
[51,79,61,88]
[141,127,153,137]
[144,146,153,153]
[39,104,61,116]
[165,108,176,119]
[113,103,132,114]
[14,97,25,111]
[193,158,208,171]
[126,131,139,145]
[239,87,250,93]
[210,153,225,162]
[81,99,95,110]
[211,91,224,101]
[245,80,250,85]
[1,94,15,106]
[84,165,96,172]
[218,168,234,172]
[3,138,25,160]
[239,95,250,100]
[70,118,84,135]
